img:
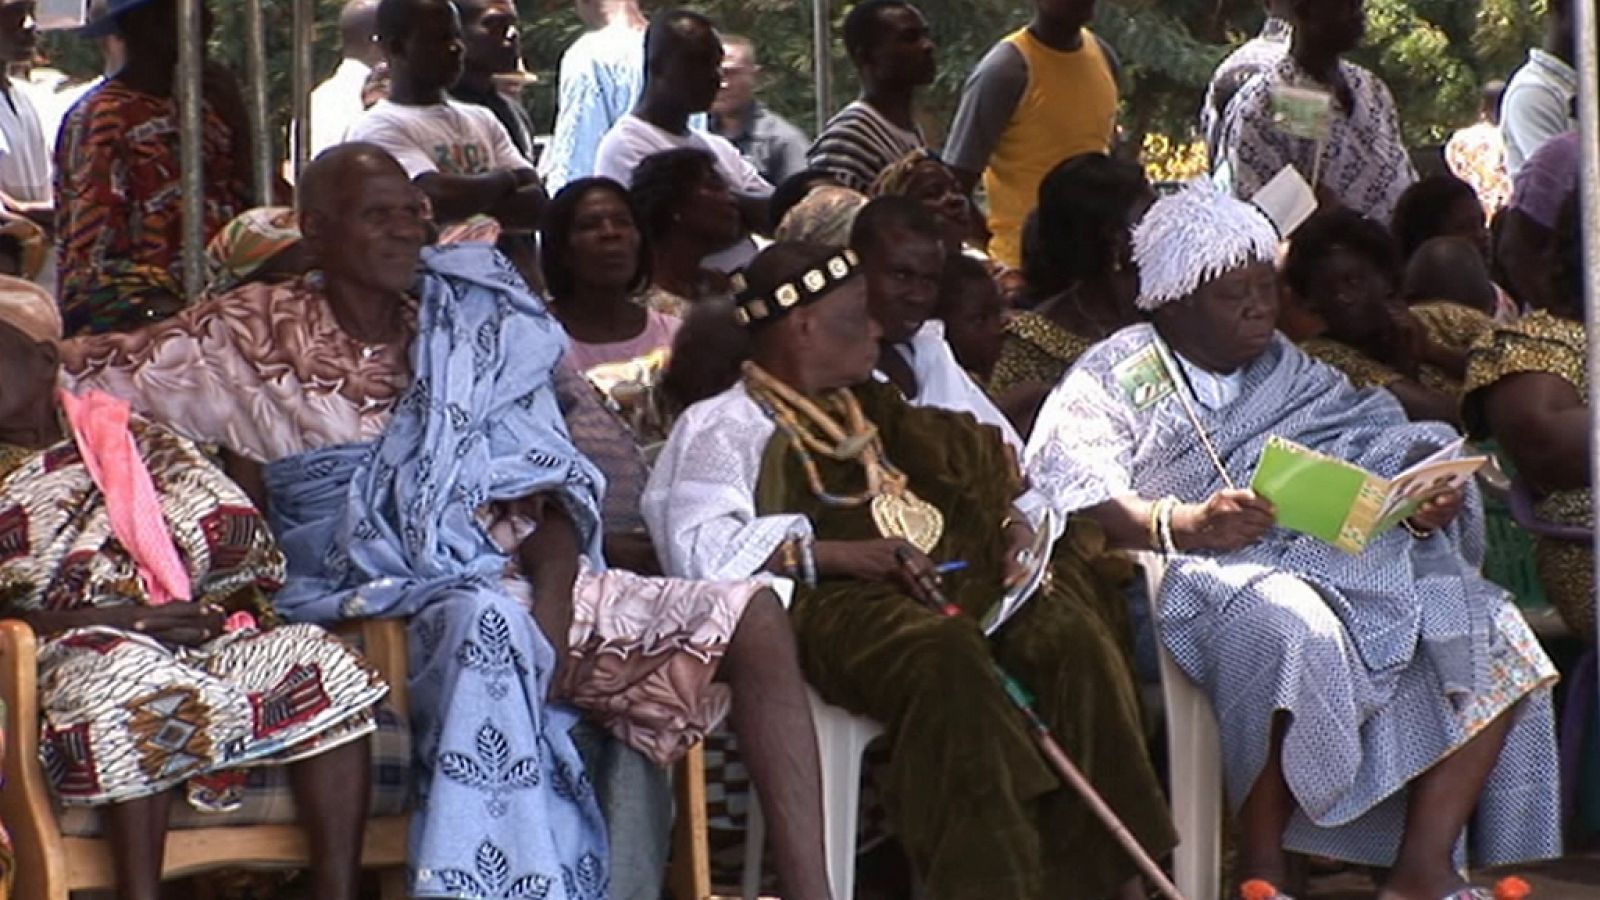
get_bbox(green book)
[1249,436,1487,554]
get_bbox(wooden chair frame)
[0,618,412,900]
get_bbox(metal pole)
[244,0,272,205]
[1578,0,1600,718]
[811,0,831,131]
[177,0,204,299]
[291,0,314,179]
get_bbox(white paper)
[1251,165,1318,238]
[36,0,86,31]
[981,509,1054,636]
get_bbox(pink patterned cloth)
[57,389,192,605]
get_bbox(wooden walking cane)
[896,549,1187,900]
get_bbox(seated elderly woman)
[0,279,386,900]
[1281,208,1492,426]
[1025,184,1560,900]
[1464,196,1593,642]
[631,147,745,316]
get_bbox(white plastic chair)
[1135,551,1223,900]
[740,687,884,900]
[741,578,886,900]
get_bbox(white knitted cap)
[1133,180,1279,312]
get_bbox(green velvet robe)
[755,382,1175,900]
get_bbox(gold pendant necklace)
[744,363,945,552]
[869,491,944,554]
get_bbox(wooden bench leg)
[379,866,409,900]
[668,743,711,900]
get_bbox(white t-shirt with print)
[593,113,772,197]
[346,97,533,178]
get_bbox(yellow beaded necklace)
[743,362,944,553]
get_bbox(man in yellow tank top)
[945,0,1119,269]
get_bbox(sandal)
[1442,877,1533,900]
[1239,880,1296,900]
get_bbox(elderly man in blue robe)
[1024,182,1560,900]
[60,143,833,900]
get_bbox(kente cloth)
[0,420,384,809]
[54,80,248,335]
[1218,55,1416,224]
[256,245,757,898]
[1464,310,1593,640]
[647,379,1173,900]
[1026,324,1560,867]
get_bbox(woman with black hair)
[986,153,1151,433]
[1281,208,1482,425]
[1465,194,1594,640]
[1390,173,1489,263]
[629,147,744,315]
[540,177,677,372]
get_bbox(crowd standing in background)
[0,0,1595,897]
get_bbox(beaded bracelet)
[1156,497,1180,556]
[799,534,818,588]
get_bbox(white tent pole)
[176,0,204,299]
[244,0,272,204]
[1577,0,1600,692]
[291,0,314,180]
[812,0,831,131]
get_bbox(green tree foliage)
[37,0,1548,163]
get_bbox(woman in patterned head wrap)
[0,280,385,900]
[773,184,868,247]
[204,207,310,294]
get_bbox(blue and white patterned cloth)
[266,244,611,899]
[1218,54,1416,223]
[1025,324,1561,867]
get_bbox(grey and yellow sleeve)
[943,41,1029,177]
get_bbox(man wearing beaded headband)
[646,241,1175,900]
[1025,182,1559,899]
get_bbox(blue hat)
[78,0,156,38]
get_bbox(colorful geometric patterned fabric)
[54,81,249,335]
[0,422,385,808]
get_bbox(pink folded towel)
[58,389,193,606]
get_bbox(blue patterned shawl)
[266,244,607,623]
[1028,325,1494,696]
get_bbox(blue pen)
[934,560,969,575]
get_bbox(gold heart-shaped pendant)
[871,490,945,554]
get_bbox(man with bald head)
[345,0,545,232]
[61,143,834,900]
[305,0,382,157]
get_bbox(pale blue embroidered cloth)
[1027,325,1560,867]
[266,244,611,899]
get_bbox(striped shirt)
[807,100,924,193]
